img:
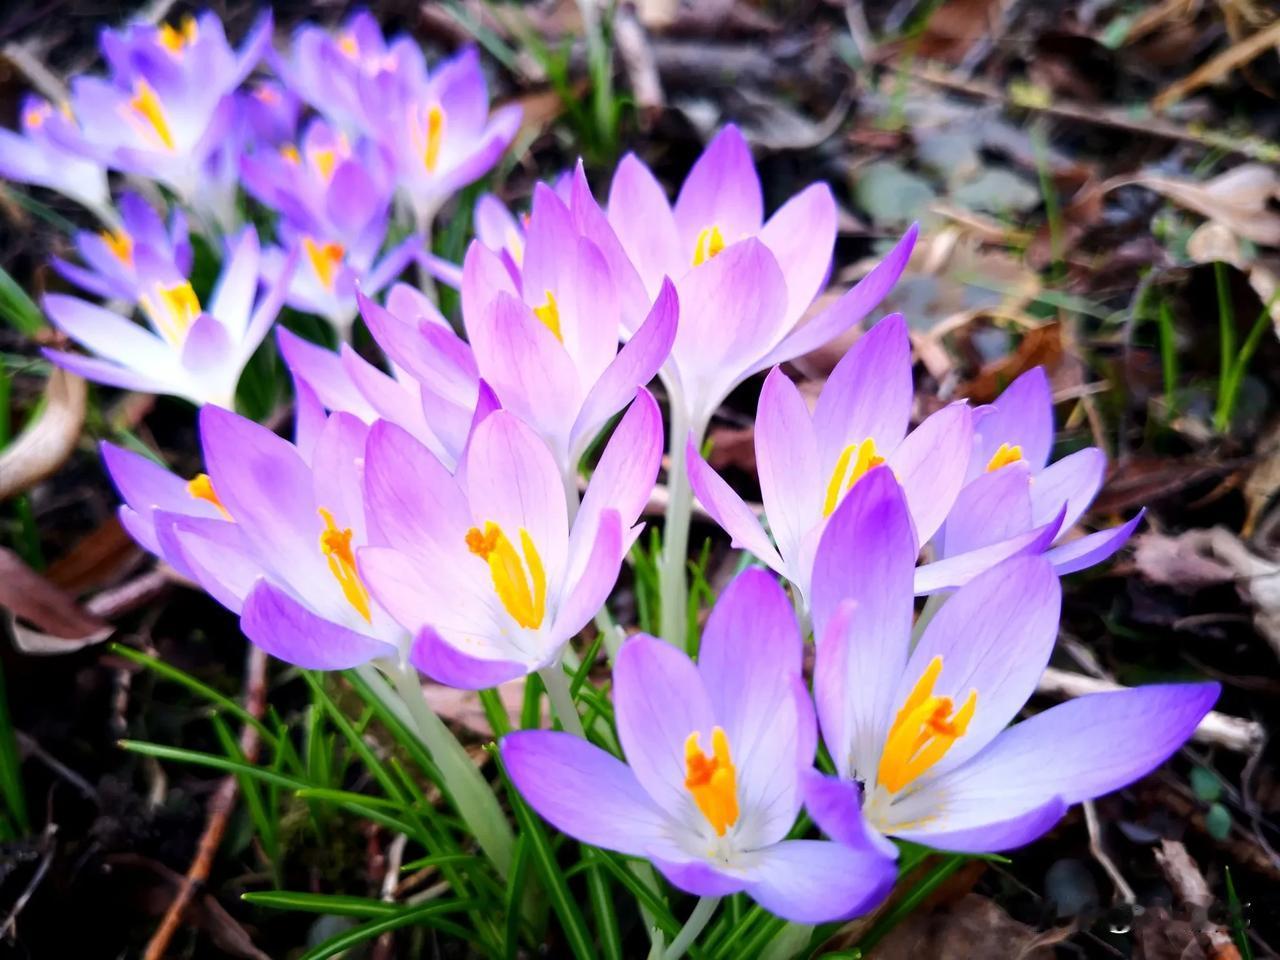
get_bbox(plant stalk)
[659,401,701,651]
[538,665,585,739]
[664,896,720,960]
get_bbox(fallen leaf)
[872,894,1071,959]
[1153,18,1280,111]
[959,322,1063,403]
[0,546,111,654]
[0,368,87,501]
[1106,165,1280,247]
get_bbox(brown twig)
[141,644,268,960]
[1154,839,1243,960]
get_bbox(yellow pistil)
[140,281,200,346]
[506,228,525,266]
[533,290,563,342]
[877,656,977,794]
[337,31,359,58]
[23,102,50,129]
[985,442,1024,473]
[158,16,198,55]
[279,144,301,165]
[423,104,445,172]
[692,225,725,266]
[318,507,372,623]
[100,228,134,266]
[466,521,547,630]
[186,473,230,519]
[254,85,280,104]
[310,146,337,182]
[129,79,176,150]
[304,237,345,291]
[822,438,886,516]
[684,727,739,837]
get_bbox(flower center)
[877,656,977,794]
[280,144,301,165]
[303,237,345,291]
[129,79,175,151]
[692,225,725,266]
[337,31,359,58]
[466,522,547,630]
[684,726,739,837]
[186,473,230,519]
[140,281,200,347]
[423,105,445,173]
[101,228,134,266]
[985,442,1023,472]
[823,438,886,517]
[533,290,563,343]
[158,16,198,56]
[319,507,372,623]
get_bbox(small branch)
[142,645,268,960]
[1154,839,1242,960]
[0,824,57,939]
[1036,668,1265,754]
[1083,799,1135,904]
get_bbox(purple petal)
[673,125,763,256]
[241,580,395,670]
[276,327,376,421]
[410,626,529,689]
[743,839,897,924]
[1029,447,1106,530]
[1046,510,1145,575]
[974,367,1053,474]
[502,730,671,857]
[606,153,682,297]
[574,390,663,551]
[651,858,747,897]
[686,436,785,572]
[811,313,913,461]
[887,402,973,544]
[167,515,264,613]
[801,772,898,859]
[754,367,820,568]
[758,182,837,325]
[44,294,173,370]
[914,510,1063,595]
[936,463,1033,558]
[614,634,715,818]
[209,228,260,338]
[553,509,623,644]
[893,797,1068,854]
[43,348,172,395]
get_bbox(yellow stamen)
[423,105,445,172]
[465,521,546,630]
[506,228,525,266]
[310,146,337,181]
[158,16,198,55]
[319,507,372,623]
[822,438,886,516]
[304,237,345,291]
[140,281,200,346]
[23,103,50,129]
[279,144,301,164]
[684,727,739,837]
[692,225,725,266]
[338,31,359,58]
[877,656,977,794]
[254,85,280,104]
[985,442,1024,472]
[129,79,175,151]
[186,473,230,519]
[533,290,563,342]
[100,228,134,266]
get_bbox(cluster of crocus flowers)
[7,8,1222,939]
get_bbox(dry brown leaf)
[1106,165,1280,247]
[0,546,111,654]
[872,894,1071,960]
[1152,17,1280,111]
[0,367,87,501]
[1186,221,1280,331]
[959,322,1063,403]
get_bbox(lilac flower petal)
[1029,447,1106,530]
[51,256,129,301]
[359,545,496,643]
[209,228,260,339]
[758,182,837,325]
[553,509,623,644]
[744,839,897,924]
[43,348,172,396]
[100,441,215,523]
[651,857,747,898]
[935,463,1033,558]
[502,730,671,858]
[801,772,898,859]
[1046,510,1145,575]
[293,378,326,462]
[686,437,785,572]
[570,161,653,331]
[607,153,683,296]
[811,313,913,464]
[410,626,528,689]
[893,797,1068,854]
[574,390,663,550]
[751,224,918,374]
[568,278,677,458]
[975,366,1053,472]
[913,511,1063,595]
[243,245,297,354]
[903,555,1061,773]
[673,125,763,255]
[698,569,806,846]
[754,367,820,567]
[167,515,264,613]
[277,327,377,421]
[44,294,173,371]
[614,634,716,818]
[179,313,235,379]
[241,580,394,670]
[887,401,973,544]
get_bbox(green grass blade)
[295,898,480,960]
[0,264,44,334]
[242,890,404,917]
[0,657,29,835]
[1225,867,1254,960]
[503,833,534,959]
[585,847,623,960]
[210,714,277,864]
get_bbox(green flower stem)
[664,896,721,960]
[659,402,705,651]
[538,664,585,738]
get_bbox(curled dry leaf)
[873,893,1072,960]
[0,546,111,654]
[0,367,87,502]
[1186,220,1280,332]
[1106,164,1280,247]
[1133,527,1280,662]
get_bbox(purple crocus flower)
[503,570,896,923]
[371,46,522,225]
[0,95,110,216]
[460,182,678,486]
[278,284,482,470]
[56,12,270,213]
[803,468,1218,854]
[687,314,975,608]
[936,367,1145,578]
[51,192,191,303]
[600,125,918,429]
[359,398,662,687]
[44,228,293,407]
[236,80,302,148]
[104,403,407,670]
[473,192,528,284]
